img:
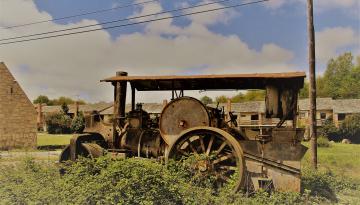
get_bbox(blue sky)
[0,0,359,102]
[33,0,359,72]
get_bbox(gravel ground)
[0,150,61,162]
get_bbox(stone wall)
[0,62,37,150]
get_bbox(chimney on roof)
[36,103,43,127]
[75,101,79,117]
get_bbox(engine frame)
[60,71,307,192]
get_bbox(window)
[300,112,306,118]
[338,113,346,121]
[251,114,259,121]
[320,112,326,119]
[240,114,246,118]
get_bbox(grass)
[302,142,360,183]
[37,133,73,146]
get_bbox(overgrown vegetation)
[1,146,359,205]
[318,114,360,143]
[70,112,86,133]
[45,102,85,134]
[45,112,72,134]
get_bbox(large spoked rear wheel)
[167,128,244,192]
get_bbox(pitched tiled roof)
[99,103,164,115]
[41,98,360,115]
[208,101,265,113]
[42,103,112,114]
[298,98,333,111]
[333,99,360,114]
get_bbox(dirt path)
[0,150,61,164]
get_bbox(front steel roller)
[167,127,245,192]
[59,133,106,162]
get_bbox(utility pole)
[307,0,317,169]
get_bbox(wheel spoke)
[187,140,198,154]
[206,135,215,156]
[212,153,233,165]
[219,165,237,171]
[177,147,189,156]
[215,141,228,156]
[199,137,206,153]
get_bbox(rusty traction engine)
[60,72,308,192]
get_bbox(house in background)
[0,62,37,150]
[211,98,360,128]
[37,97,360,131]
[298,98,360,127]
[36,102,113,131]
[298,98,334,127]
[332,99,360,127]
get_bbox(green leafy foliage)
[1,156,358,204]
[213,90,265,104]
[215,95,228,103]
[318,118,340,141]
[200,96,213,105]
[33,95,52,105]
[70,112,85,133]
[231,90,265,103]
[317,135,331,147]
[300,52,360,99]
[33,95,87,106]
[45,112,72,134]
[318,114,360,143]
[61,102,69,115]
[339,114,360,143]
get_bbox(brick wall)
[0,62,37,150]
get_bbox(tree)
[50,96,86,106]
[299,52,360,99]
[61,103,69,115]
[322,52,360,99]
[230,90,265,103]
[45,113,72,134]
[200,96,213,105]
[71,112,85,133]
[33,95,52,105]
[215,95,228,103]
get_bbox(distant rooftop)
[39,98,360,115]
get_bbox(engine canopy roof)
[101,72,306,91]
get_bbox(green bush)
[339,114,360,144]
[319,118,341,142]
[317,135,331,147]
[45,112,72,134]
[70,112,85,133]
[301,167,358,202]
[0,157,358,204]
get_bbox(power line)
[0,0,269,46]
[1,0,160,29]
[1,0,238,42]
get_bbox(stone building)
[0,62,37,150]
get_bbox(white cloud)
[184,0,239,26]
[316,27,359,64]
[264,0,359,12]
[0,0,296,103]
[263,0,287,9]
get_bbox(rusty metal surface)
[59,71,309,193]
[159,97,210,145]
[101,72,306,91]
